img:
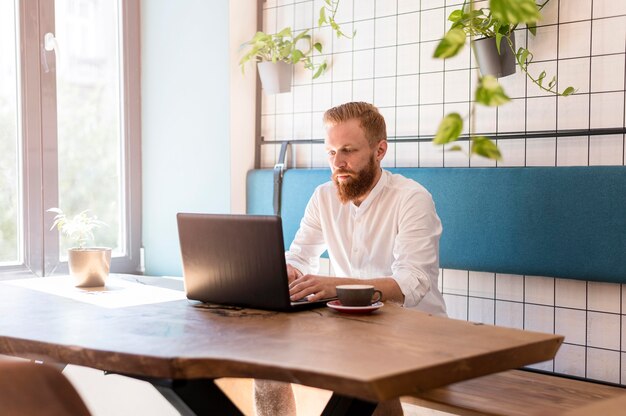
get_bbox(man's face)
[325,119,386,204]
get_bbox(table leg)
[110,375,242,416]
[321,393,378,416]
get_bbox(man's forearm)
[289,274,404,304]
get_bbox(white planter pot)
[473,36,516,78]
[68,247,112,287]
[257,61,293,94]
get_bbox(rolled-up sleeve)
[285,189,328,275]
[391,192,442,308]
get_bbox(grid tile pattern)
[258,0,626,385]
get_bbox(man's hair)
[323,102,387,146]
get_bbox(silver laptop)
[177,213,333,311]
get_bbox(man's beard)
[332,155,378,204]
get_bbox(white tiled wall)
[260,0,626,386]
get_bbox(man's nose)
[332,154,347,169]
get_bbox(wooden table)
[0,275,563,415]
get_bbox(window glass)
[55,0,123,254]
[0,0,21,265]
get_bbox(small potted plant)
[48,208,111,287]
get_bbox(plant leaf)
[291,49,304,63]
[449,145,463,152]
[495,33,503,54]
[433,27,466,59]
[562,86,576,96]
[318,6,327,27]
[312,62,327,79]
[448,9,463,23]
[277,27,292,38]
[313,42,322,53]
[548,76,557,89]
[471,136,502,161]
[516,47,530,64]
[434,113,463,145]
[490,0,540,25]
[475,75,511,106]
[537,70,546,86]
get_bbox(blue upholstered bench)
[247,165,626,414]
[247,166,626,284]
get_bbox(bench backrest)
[247,167,626,284]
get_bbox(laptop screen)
[177,213,295,311]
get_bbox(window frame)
[0,0,141,279]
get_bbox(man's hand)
[289,274,337,302]
[286,264,303,284]
[289,274,405,304]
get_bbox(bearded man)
[254,102,447,416]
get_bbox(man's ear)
[376,140,388,161]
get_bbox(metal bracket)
[273,142,290,216]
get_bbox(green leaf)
[528,22,537,36]
[516,47,531,65]
[276,27,292,38]
[312,62,328,79]
[291,49,303,63]
[293,29,310,43]
[562,86,576,96]
[475,75,511,106]
[449,145,463,152]
[548,76,557,89]
[434,113,463,145]
[471,136,502,161]
[448,9,463,23]
[537,70,547,86]
[318,6,326,27]
[433,27,466,59]
[495,33,503,54]
[313,42,322,53]
[490,0,540,25]
[251,31,270,43]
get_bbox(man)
[254,102,447,416]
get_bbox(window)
[0,0,141,277]
[0,1,20,267]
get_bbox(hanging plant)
[239,0,354,94]
[432,0,576,160]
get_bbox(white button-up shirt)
[286,169,447,316]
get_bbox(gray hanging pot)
[257,61,293,94]
[473,35,516,78]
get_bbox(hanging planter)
[431,0,576,161]
[473,36,516,78]
[239,28,326,96]
[239,1,354,95]
[257,61,293,94]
